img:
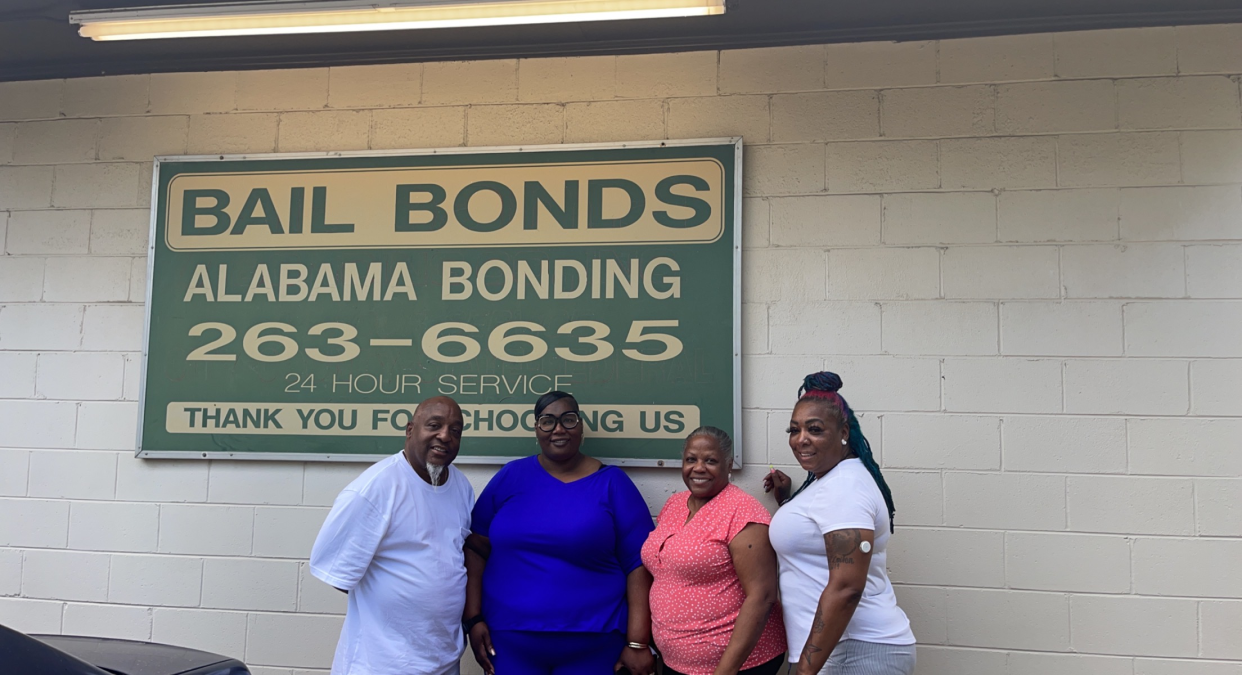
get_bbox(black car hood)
[0,625,111,675]
[30,634,238,675]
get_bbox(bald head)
[414,395,462,420]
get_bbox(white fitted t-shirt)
[310,453,475,675]
[769,458,914,662]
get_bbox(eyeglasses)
[536,411,581,432]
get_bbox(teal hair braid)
[844,407,895,533]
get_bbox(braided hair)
[796,371,896,532]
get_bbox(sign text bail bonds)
[165,158,726,251]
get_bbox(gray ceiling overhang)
[4,0,1242,81]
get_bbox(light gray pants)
[789,640,916,675]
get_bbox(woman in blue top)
[464,391,657,675]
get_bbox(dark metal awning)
[4,0,1242,81]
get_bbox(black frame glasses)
[536,411,581,432]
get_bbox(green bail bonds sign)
[138,139,742,465]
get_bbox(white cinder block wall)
[1,24,1240,675]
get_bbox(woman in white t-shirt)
[762,372,915,675]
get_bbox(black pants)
[663,653,786,675]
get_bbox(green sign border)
[136,138,743,467]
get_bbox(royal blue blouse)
[471,455,654,633]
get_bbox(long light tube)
[71,0,725,41]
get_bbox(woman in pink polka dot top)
[640,426,787,675]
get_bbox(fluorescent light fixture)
[70,0,725,41]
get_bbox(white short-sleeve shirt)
[769,458,915,662]
[310,453,475,675]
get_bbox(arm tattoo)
[811,608,826,635]
[826,529,863,571]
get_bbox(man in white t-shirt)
[310,396,475,675]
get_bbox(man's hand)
[763,469,792,503]
[615,644,655,675]
[468,622,495,675]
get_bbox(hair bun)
[802,371,843,395]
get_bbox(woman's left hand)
[615,644,656,675]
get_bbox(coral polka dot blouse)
[641,483,787,675]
